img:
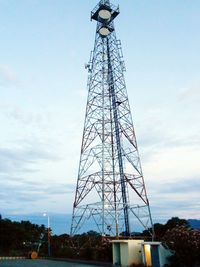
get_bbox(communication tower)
[71,0,154,237]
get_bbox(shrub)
[164,226,200,267]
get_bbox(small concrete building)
[142,241,172,267]
[112,240,173,267]
[112,239,144,266]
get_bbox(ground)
[0,259,100,267]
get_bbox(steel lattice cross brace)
[71,0,154,238]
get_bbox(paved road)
[0,259,101,267]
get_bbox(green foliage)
[165,217,189,230]
[142,217,190,241]
[0,218,47,256]
[164,226,200,267]
[142,217,200,267]
[50,234,112,262]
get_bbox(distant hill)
[188,219,200,230]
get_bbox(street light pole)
[47,215,51,257]
[43,213,51,257]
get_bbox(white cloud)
[144,145,200,182]
[0,64,19,86]
[178,81,200,103]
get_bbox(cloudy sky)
[0,0,200,232]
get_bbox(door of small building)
[151,245,160,267]
[114,243,121,266]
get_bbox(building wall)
[142,242,173,267]
[112,243,121,265]
[120,243,129,266]
[159,244,173,267]
[128,240,144,265]
[112,240,144,267]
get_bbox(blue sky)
[0,0,200,234]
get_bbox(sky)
[0,0,200,234]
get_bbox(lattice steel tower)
[71,0,153,237]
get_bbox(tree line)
[0,215,200,267]
[0,217,47,256]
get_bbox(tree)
[165,217,189,230]
[164,226,200,267]
[84,230,100,237]
[0,218,47,256]
[153,223,166,240]
[142,217,190,241]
